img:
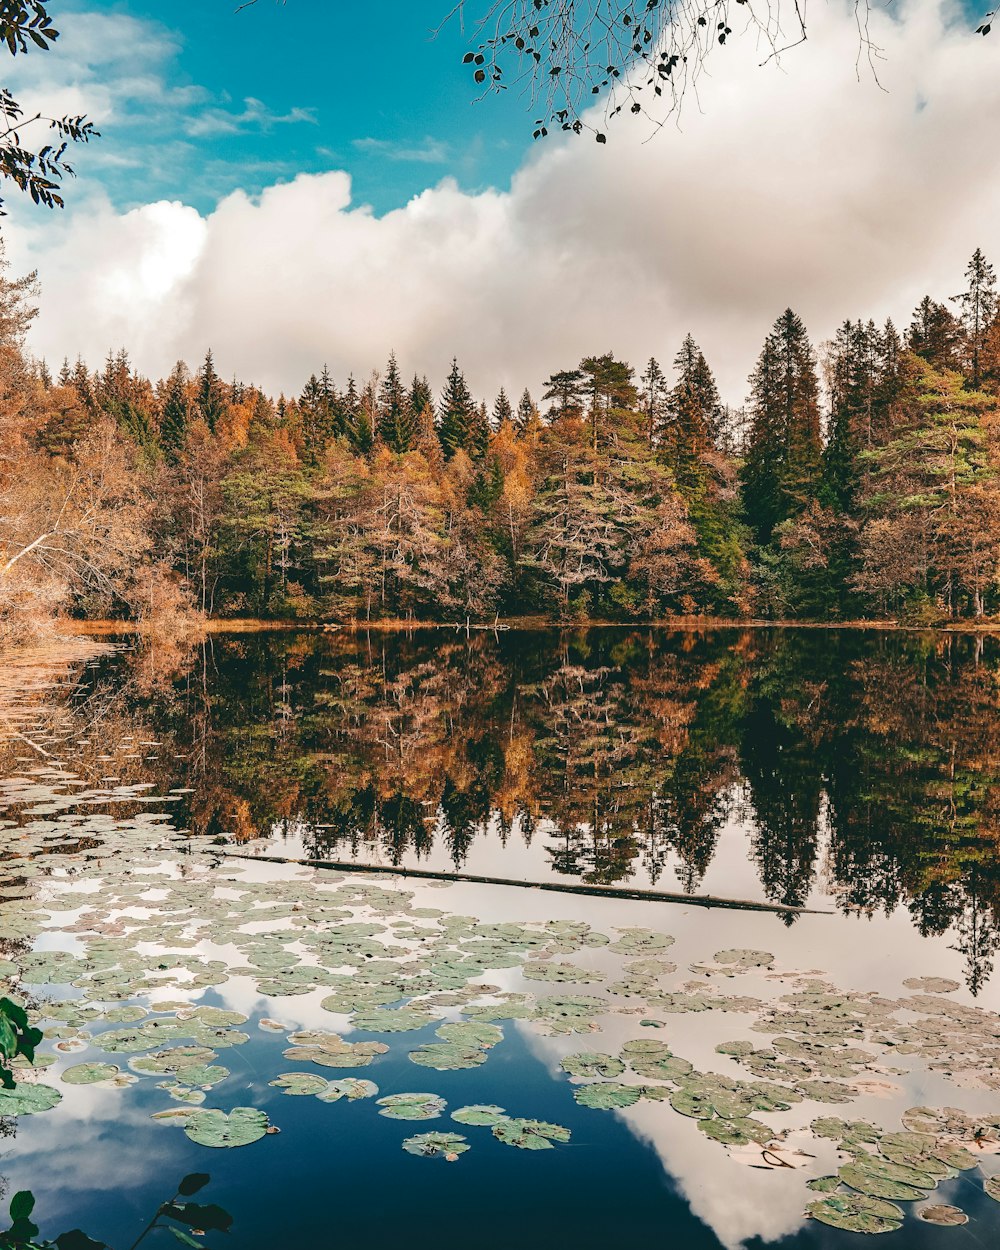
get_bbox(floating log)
[218,850,829,916]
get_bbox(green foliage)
[0,996,43,1089]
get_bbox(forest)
[4,242,1000,639]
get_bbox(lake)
[1,627,1000,1248]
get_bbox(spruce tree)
[952,248,998,390]
[160,361,190,462]
[821,320,877,511]
[493,387,514,428]
[516,388,539,434]
[438,358,477,458]
[197,349,227,432]
[410,374,433,417]
[908,297,962,373]
[639,357,668,444]
[377,352,416,453]
[663,334,720,489]
[741,309,821,545]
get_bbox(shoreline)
[52,616,1000,636]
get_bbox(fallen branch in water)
[217,850,829,916]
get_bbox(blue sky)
[38,0,535,214]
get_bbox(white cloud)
[352,136,451,164]
[184,96,318,138]
[8,0,1000,405]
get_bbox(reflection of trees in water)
[105,627,1000,992]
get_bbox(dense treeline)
[4,243,1000,635]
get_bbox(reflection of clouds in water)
[7,1086,176,1227]
[512,1001,812,1249]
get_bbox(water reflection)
[76,628,1000,993]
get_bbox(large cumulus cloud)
[7,0,1000,404]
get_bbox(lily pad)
[408,1043,487,1071]
[269,1072,330,1096]
[560,1052,625,1080]
[808,1194,904,1234]
[377,1093,446,1121]
[183,1106,272,1149]
[902,978,960,995]
[401,1131,469,1159]
[318,1078,378,1103]
[61,1063,122,1085]
[451,1104,507,1126]
[917,1205,968,1226]
[492,1118,571,1150]
[0,1084,62,1115]
[713,949,774,969]
[574,1082,642,1110]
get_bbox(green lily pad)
[318,1078,378,1102]
[698,1116,773,1146]
[522,962,605,984]
[560,1052,625,1079]
[807,1176,842,1193]
[402,1131,469,1159]
[377,1093,446,1121]
[609,929,675,955]
[713,949,774,969]
[985,1176,1000,1202]
[269,1072,330,1096]
[574,1082,642,1110]
[61,1063,122,1085]
[902,978,960,994]
[434,1021,502,1048]
[182,1106,272,1148]
[808,1194,904,1234]
[839,1157,936,1201]
[409,1043,487,1071]
[492,1118,571,1150]
[451,1104,508,1126]
[0,1084,62,1115]
[350,1008,437,1033]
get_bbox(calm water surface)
[1,628,999,1249]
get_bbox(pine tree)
[542,369,585,421]
[57,357,71,387]
[662,335,720,489]
[438,358,477,459]
[299,365,339,463]
[952,248,998,390]
[579,352,636,451]
[377,352,416,453]
[96,348,155,447]
[516,388,539,434]
[639,357,668,445]
[160,361,191,462]
[493,387,513,429]
[908,297,962,373]
[197,349,227,432]
[410,374,433,417]
[822,320,880,512]
[741,309,822,545]
[470,400,491,460]
[341,374,370,452]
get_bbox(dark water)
[3,628,1000,1250]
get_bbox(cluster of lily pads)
[2,675,1000,1236]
